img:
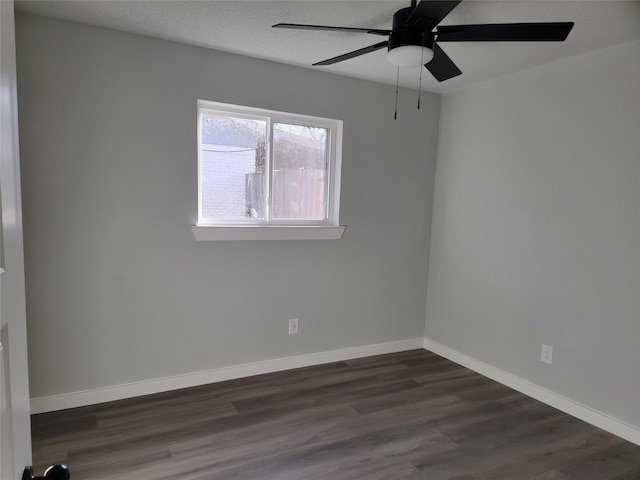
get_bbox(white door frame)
[1,0,33,478]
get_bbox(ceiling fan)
[273,0,574,82]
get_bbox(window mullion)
[324,130,331,221]
[265,118,273,224]
[197,110,204,223]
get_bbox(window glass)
[272,123,328,221]
[200,114,267,220]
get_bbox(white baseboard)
[423,337,640,447]
[30,338,424,414]
[30,336,640,448]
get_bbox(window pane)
[200,114,266,220]
[272,123,328,220]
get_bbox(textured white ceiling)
[14,0,640,93]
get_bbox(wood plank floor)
[31,350,640,479]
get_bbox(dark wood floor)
[31,350,640,479]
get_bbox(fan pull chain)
[418,34,425,110]
[394,67,400,120]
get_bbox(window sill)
[192,225,346,241]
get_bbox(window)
[193,100,344,240]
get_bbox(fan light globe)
[387,45,434,68]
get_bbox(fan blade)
[313,41,389,66]
[406,1,462,28]
[436,22,574,42]
[273,23,391,36]
[426,43,462,82]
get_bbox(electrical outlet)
[540,344,553,365]
[288,318,299,335]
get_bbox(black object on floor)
[23,465,69,480]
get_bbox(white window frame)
[193,100,345,241]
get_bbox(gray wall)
[16,14,441,398]
[426,41,640,427]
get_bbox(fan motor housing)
[388,6,435,52]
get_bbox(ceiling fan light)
[387,45,434,68]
